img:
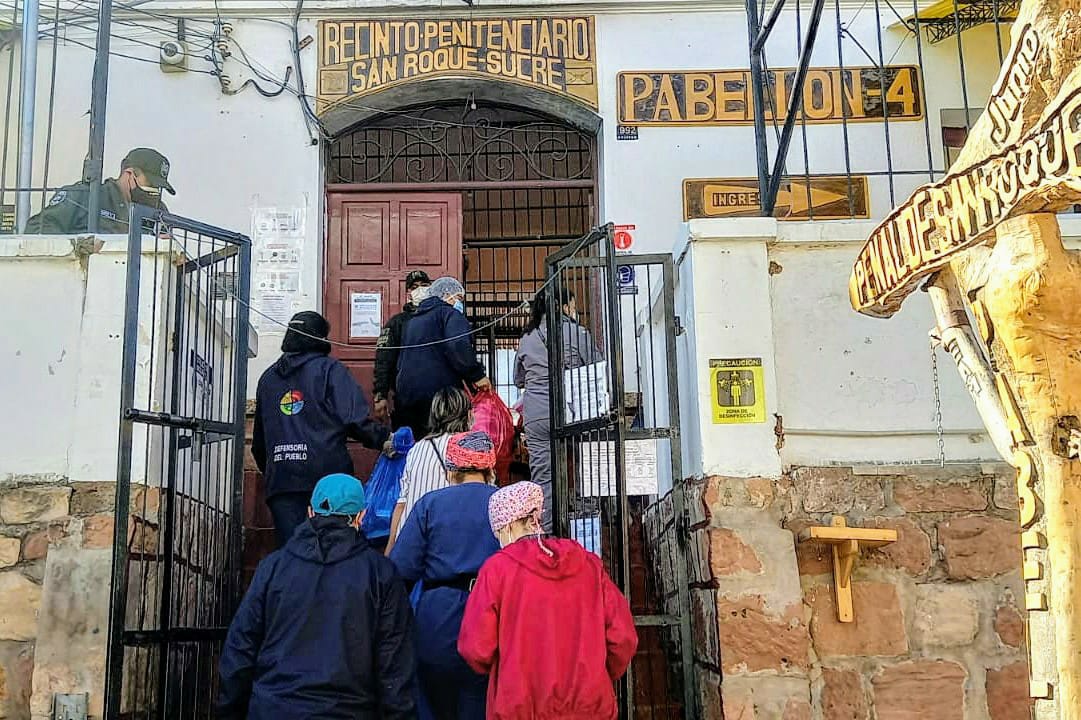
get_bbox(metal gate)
[546,225,697,719]
[104,207,252,719]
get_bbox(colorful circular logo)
[279,390,304,415]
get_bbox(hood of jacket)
[412,295,450,318]
[274,351,327,378]
[285,516,371,564]
[499,536,587,580]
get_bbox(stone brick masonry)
[683,463,1031,720]
[0,478,159,720]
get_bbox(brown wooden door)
[324,191,463,473]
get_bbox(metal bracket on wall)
[53,693,88,720]
[798,516,897,622]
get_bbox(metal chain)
[929,335,946,468]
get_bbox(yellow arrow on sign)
[687,176,868,220]
[779,181,850,217]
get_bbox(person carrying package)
[251,311,392,546]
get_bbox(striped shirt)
[393,433,452,539]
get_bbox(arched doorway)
[323,101,598,423]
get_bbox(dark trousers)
[267,491,310,547]
[396,399,433,440]
[418,662,487,720]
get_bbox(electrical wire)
[0,0,215,57]
[291,0,327,142]
[57,33,219,73]
[168,223,567,350]
[198,35,607,135]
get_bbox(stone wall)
[0,479,159,720]
[683,464,1031,720]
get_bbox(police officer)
[24,148,174,234]
[373,270,432,427]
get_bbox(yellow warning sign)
[710,358,766,424]
[683,176,869,221]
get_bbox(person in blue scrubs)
[390,431,501,720]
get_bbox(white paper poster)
[350,292,382,338]
[563,360,610,423]
[579,439,659,497]
[259,293,293,325]
[251,205,306,332]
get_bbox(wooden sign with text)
[619,66,922,126]
[317,18,598,114]
[683,175,869,220]
[849,22,1081,318]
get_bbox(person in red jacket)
[457,481,638,720]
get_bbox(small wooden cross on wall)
[798,516,897,623]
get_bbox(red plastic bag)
[469,388,515,486]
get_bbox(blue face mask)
[453,300,465,313]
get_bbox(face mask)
[131,184,162,208]
[453,299,465,314]
[411,286,430,304]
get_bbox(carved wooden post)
[847,0,1081,714]
[968,213,1081,714]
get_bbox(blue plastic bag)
[361,427,415,540]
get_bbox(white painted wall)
[675,218,1081,477]
[676,218,784,478]
[0,235,250,484]
[1,240,85,478]
[767,222,996,466]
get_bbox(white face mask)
[411,286,430,303]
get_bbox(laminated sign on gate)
[579,439,660,497]
[563,361,609,423]
[317,18,599,114]
[710,358,766,424]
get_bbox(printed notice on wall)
[350,292,383,338]
[259,293,293,326]
[710,357,766,424]
[251,205,306,332]
[579,439,659,497]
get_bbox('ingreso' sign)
[317,18,599,113]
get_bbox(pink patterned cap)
[488,481,544,534]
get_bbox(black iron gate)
[546,226,697,719]
[104,207,251,719]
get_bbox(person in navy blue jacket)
[252,311,392,546]
[395,277,491,439]
[217,473,417,720]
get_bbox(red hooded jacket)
[458,537,638,720]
